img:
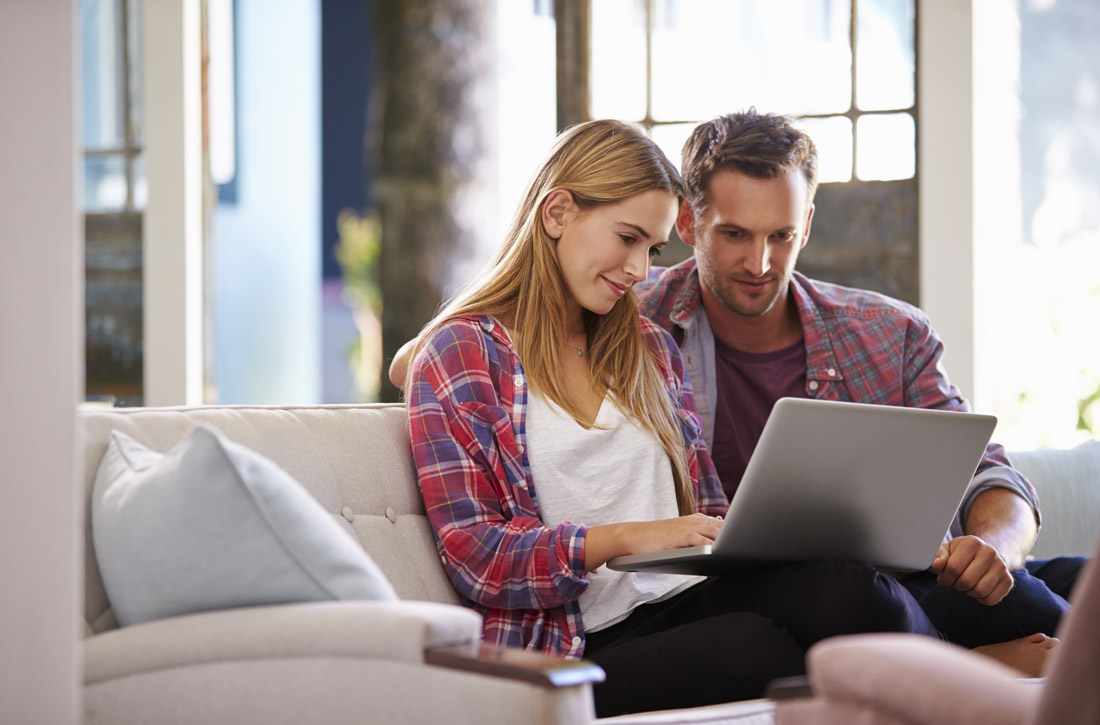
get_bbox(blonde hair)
[410,119,695,514]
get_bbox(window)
[589,0,916,184]
[82,0,145,212]
[82,0,146,406]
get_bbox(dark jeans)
[584,559,939,717]
[901,556,1087,648]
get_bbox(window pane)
[81,0,127,149]
[856,112,915,180]
[590,0,648,120]
[795,116,853,183]
[127,0,145,145]
[856,0,915,110]
[84,154,129,211]
[131,154,147,210]
[651,0,851,121]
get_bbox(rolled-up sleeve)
[900,313,1042,535]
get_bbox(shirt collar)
[668,258,705,329]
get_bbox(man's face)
[678,168,814,321]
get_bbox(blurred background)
[80,0,1100,449]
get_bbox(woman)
[405,120,806,716]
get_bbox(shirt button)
[827,368,836,377]
[513,375,523,387]
[440,555,448,566]
[808,381,819,391]
[517,444,525,454]
[571,636,582,647]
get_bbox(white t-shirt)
[526,392,703,632]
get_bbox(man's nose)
[744,238,772,277]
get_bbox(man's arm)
[963,487,1039,571]
[930,488,1039,606]
[389,336,419,389]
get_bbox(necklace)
[575,345,585,357]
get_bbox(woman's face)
[547,189,678,317]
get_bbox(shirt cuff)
[948,467,1042,539]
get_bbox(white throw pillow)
[92,424,398,627]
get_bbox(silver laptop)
[607,397,997,575]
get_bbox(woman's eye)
[619,234,636,245]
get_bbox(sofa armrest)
[426,643,605,688]
[775,634,1040,725]
[84,600,481,685]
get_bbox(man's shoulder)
[636,257,698,324]
[794,273,929,327]
[638,257,695,298]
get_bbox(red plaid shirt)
[637,258,1040,533]
[407,314,725,658]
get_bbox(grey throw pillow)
[92,424,398,627]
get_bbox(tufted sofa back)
[80,404,462,636]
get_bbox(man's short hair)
[681,109,819,211]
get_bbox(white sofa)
[79,404,1100,724]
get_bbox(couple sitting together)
[390,110,1087,717]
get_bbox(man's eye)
[723,230,742,238]
[773,232,795,241]
[649,246,663,258]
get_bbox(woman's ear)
[541,189,576,240]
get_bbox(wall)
[213,0,322,404]
[0,0,82,721]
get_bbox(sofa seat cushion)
[92,424,398,627]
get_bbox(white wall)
[0,0,82,722]
[919,0,977,405]
[213,0,322,404]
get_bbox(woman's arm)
[584,514,723,570]
[408,319,590,610]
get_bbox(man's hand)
[929,535,1015,606]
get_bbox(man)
[637,109,1082,670]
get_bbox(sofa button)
[385,506,397,524]
[340,506,355,523]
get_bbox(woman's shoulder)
[418,315,516,373]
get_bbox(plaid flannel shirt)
[636,258,1041,535]
[407,313,725,659]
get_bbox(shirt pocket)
[455,401,525,489]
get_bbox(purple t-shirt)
[711,335,808,499]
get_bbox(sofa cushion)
[92,424,398,627]
[1008,440,1100,559]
